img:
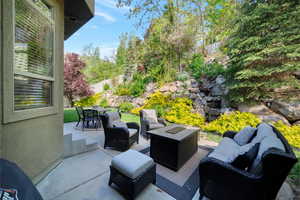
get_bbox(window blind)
[14,75,52,110]
[14,0,54,110]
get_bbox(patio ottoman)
[109,150,156,200]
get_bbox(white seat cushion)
[234,126,257,146]
[112,150,154,179]
[128,128,137,137]
[208,137,241,163]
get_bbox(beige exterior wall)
[0,0,64,183]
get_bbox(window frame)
[3,0,59,123]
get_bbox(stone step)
[63,133,99,158]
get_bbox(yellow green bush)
[74,93,101,107]
[164,97,205,127]
[273,121,300,149]
[131,92,205,127]
[203,111,262,134]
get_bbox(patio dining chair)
[75,106,84,127]
[82,109,99,129]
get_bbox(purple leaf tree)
[64,53,93,107]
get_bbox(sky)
[64,0,144,59]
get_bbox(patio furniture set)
[73,108,298,200]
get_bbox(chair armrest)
[199,157,263,200]
[223,131,238,139]
[126,122,140,130]
[158,118,167,126]
[106,127,129,139]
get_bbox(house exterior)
[0,0,94,183]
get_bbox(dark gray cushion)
[234,126,257,146]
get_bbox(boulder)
[293,121,300,126]
[189,93,198,100]
[215,75,226,85]
[132,97,145,106]
[293,70,300,79]
[270,101,300,122]
[238,104,290,125]
[188,88,200,93]
[207,108,222,121]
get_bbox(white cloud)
[95,11,116,22]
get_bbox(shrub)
[176,72,189,81]
[203,111,261,134]
[225,1,300,103]
[103,83,110,91]
[273,121,300,149]
[188,54,225,79]
[189,54,205,79]
[74,93,101,107]
[289,151,300,186]
[119,102,134,113]
[114,85,131,96]
[201,62,226,78]
[99,98,109,108]
[164,98,205,127]
[131,92,205,127]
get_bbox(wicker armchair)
[140,109,167,139]
[198,126,298,200]
[101,112,140,151]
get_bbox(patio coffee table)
[147,124,199,171]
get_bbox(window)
[2,0,58,123]
[14,0,54,110]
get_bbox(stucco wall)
[0,0,64,182]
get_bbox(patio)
[36,122,294,200]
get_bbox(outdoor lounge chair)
[139,109,167,139]
[101,112,140,151]
[198,123,298,200]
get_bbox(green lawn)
[64,108,79,123]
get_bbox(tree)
[225,0,300,103]
[64,53,93,107]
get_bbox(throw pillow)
[248,136,285,175]
[251,123,276,144]
[112,121,128,129]
[232,143,260,170]
[208,138,241,163]
[233,126,257,146]
[142,109,158,124]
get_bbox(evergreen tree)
[225,0,300,103]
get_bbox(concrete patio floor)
[37,123,176,200]
[37,122,295,200]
